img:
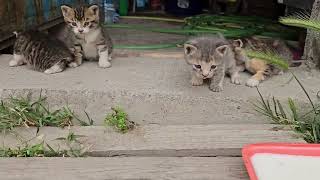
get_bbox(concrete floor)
[0,54,319,125]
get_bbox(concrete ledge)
[1,54,319,125]
[0,157,248,180]
[1,125,304,157]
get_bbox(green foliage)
[0,142,55,157]
[245,50,289,70]
[73,111,94,126]
[0,93,94,131]
[280,13,320,32]
[55,132,89,157]
[254,74,320,143]
[0,94,74,131]
[0,132,89,157]
[105,107,135,133]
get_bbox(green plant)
[0,94,74,131]
[55,131,89,157]
[73,111,94,126]
[254,74,320,143]
[0,93,94,131]
[245,50,289,70]
[0,132,89,157]
[105,107,135,133]
[280,13,320,32]
[0,142,59,157]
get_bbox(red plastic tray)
[242,143,320,180]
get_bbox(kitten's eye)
[211,65,217,69]
[84,22,89,27]
[71,22,77,26]
[194,65,201,69]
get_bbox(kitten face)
[184,38,229,79]
[61,5,99,35]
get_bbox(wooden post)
[304,0,320,69]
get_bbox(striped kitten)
[184,36,241,92]
[59,4,113,68]
[9,30,73,74]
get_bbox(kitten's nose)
[79,29,84,33]
[202,72,209,77]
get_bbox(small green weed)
[254,74,320,143]
[0,142,59,157]
[105,107,135,133]
[0,131,89,157]
[0,94,73,131]
[0,93,94,131]
[73,111,94,126]
[55,131,89,157]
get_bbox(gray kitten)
[58,4,113,68]
[9,30,73,74]
[184,36,241,92]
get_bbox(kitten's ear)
[184,43,197,56]
[88,5,99,16]
[216,45,229,57]
[233,39,243,48]
[61,5,73,17]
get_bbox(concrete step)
[1,54,319,125]
[2,125,303,157]
[0,157,248,180]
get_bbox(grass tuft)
[254,75,320,143]
[0,94,74,131]
[0,131,89,157]
[105,107,135,133]
[0,93,95,131]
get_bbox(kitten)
[59,4,113,68]
[232,38,291,87]
[9,30,73,74]
[184,36,241,92]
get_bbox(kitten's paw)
[44,65,63,74]
[209,85,223,92]
[246,78,260,87]
[9,60,19,67]
[99,60,112,68]
[191,78,203,86]
[231,75,241,85]
[44,69,55,74]
[68,62,80,68]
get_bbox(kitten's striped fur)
[184,35,241,92]
[58,4,113,68]
[10,30,73,74]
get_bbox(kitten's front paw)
[68,62,80,68]
[231,76,241,85]
[191,77,203,86]
[98,60,112,68]
[209,85,223,92]
[246,78,260,87]
[9,60,18,67]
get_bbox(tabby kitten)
[184,36,241,92]
[232,38,291,87]
[59,4,113,68]
[9,30,73,74]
